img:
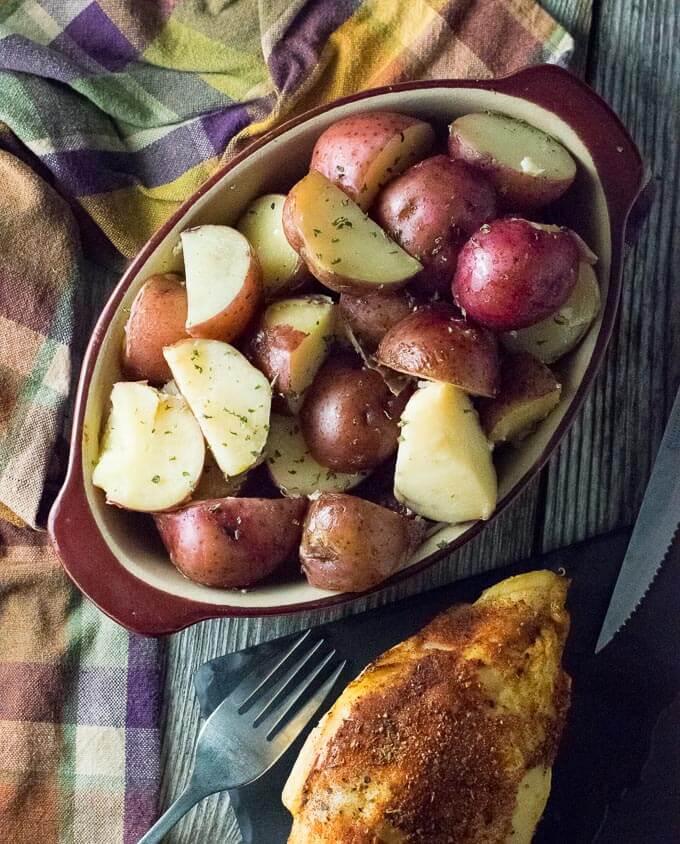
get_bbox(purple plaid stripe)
[63,3,139,72]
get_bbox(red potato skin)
[247,323,308,396]
[154,497,307,589]
[375,155,498,296]
[377,303,500,398]
[339,289,418,350]
[300,357,410,472]
[300,494,427,592]
[187,247,263,343]
[122,274,188,384]
[310,112,434,210]
[448,129,575,211]
[453,219,580,331]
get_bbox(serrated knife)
[595,384,680,652]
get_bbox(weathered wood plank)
[540,0,680,551]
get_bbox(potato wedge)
[300,493,426,592]
[478,352,562,445]
[181,225,262,342]
[501,262,601,363]
[236,194,308,299]
[377,304,500,397]
[249,294,336,397]
[122,274,188,384]
[266,413,368,496]
[192,448,244,500]
[449,112,577,210]
[154,497,307,589]
[339,289,417,351]
[164,338,271,478]
[310,111,435,210]
[92,381,204,512]
[394,382,497,523]
[283,171,421,294]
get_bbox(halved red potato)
[154,497,307,589]
[339,289,418,351]
[181,225,262,342]
[310,111,435,210]
[122,274,188,384]
[236,194,308,299]
[248,295,336,397]
[164,339,271,479]
[300,356,410,472]
[376,303,499,398]
[283,171,421,294]
[449,112,577,210]
[394,382,497,523]
[300,493,426,592]
[501,262,601,363]
[374,155,498,296]
[266,413,368,497]
[478,352,562,445]
[92,382,204,512]
[453,218,580,331]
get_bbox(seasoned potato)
[501,262,601,363]
[92,382,205,512]
[377,303,500,398]
[300,493,426,592]
[181,225,262,342]
[249,295,336,397]
[266,413,368,496]
[453,218,580,331]
[449,112,577,210]
[339,289,417,351]
[478,352,562,445]
[192,448,244,500]
[122,274,188,384]
[375,155,498,295]
[236,194,308,299]
[310,111,435,210]
[154,497,307,589]
[283,171,421,294]
[394,382,497,523]
[300,356,409,472]
[164,338,271,478]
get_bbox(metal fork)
[139,631,346,843]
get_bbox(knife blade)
[595,384,680,652]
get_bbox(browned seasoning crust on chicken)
[283,572,571,844]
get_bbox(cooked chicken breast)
[283,570,571,843]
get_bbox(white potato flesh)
[292,171,421,287]
[164,338,271,478]
[181,225,254,329]
[266,413,368,496]
[501,263,601,363]
[452,113,576,184]
[261,295,337,395]
[486,390,561,446]
[394,382,497,523]
[237,194,303,297]
[92,381,204,511]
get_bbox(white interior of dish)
[81,86,611,609]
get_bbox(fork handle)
[138,782,215,843]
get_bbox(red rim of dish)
[48,64,646,636]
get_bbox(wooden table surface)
[158,1,680,840]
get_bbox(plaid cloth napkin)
[0,1,572,841]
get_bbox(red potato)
[449,112,577,210]
[181,225,262,342]
[299,493,427,592]
[310,111,435,210]
[453,218,580,331]
[338,289,418,350]
[300,356,410,472]
[377,303,500,398]
[154,497,307,589]
[122,274,188,384]
[375,155,498,296]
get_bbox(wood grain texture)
[158,1,679,839]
